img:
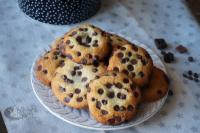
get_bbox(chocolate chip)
[68,93,73,98]
[154,38,168,50]
[130,59,137,65]
[122,69,129,75]
[130,83,136,90]
[176,45,187,53]
[52,55,58,60]
[157,90,163,95]
[127,64,134,71]
[113,105,120,111]
[59,60,65,67]
[117,52,124,58]
[64,97,70,103]
[164,52,174,63]
[108,118,115,124]
[188,56,194,62]
[120,47,126,51]
[96,101,101,109]
[141,59,147,65]
[66,54,73,60]
[42,69,48,74]
[102,99,108,105]
[80,58,87,64]
[117,93,126,99]
[101,110,108,115]
[132,45,138,51]
[37,65,42,71]
[168,90,173,96]
[86,36,92,43]
[92,68,98,73]
[87,54,92,59]
[74,66,80,70]
[127,105,134,111]
[44,56,49,59]
[71,31,77,36]
[194,73,199,78]
[115,82,122,89]
[71,71,76,76]
[105,83,112,89]
[161,51,166,55]
[134,92,139,98]
[66,40,71,44]
[138,71,144,77]
[113,67,119,72]
[107,91,115,98]
[61,75,67,80]
[69,45,74,49]
[123,78,129,83]
[93,59,99,67]
[194,78,199,82]
[81,77,88,82]
[131,72,136,77]
[188,70,192,75]
[75,88,81,94]
[77,52,81,56]
[77,71,82,76]
[76,36,82,43]
[95,75,100,79]
[121,58,127,63]
[127,52,132,57]
[53,51,59,55]
[91,97,95,101]
[97,88,104,95]
[77,97,83,102]
[79,28,84,31]
[92,32,98,36]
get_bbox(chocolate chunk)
[130,59,137,65]
[97,88,104,95]
[157,90,163,95]
[71,71,76,76]
[164,52,174,63]
[122,69,129,75]
[115,82,122,89]
[114,105,120,111]
[123,78,129,83]
[66,54,73,60]
[113,67,119,72]
[127,64,134,71]
[75,88,81,94]
[68,93,73,98]
[42,69,48,74]
[81,77,88,82]
[117,52,124,58]
[91,97,95,101]
[96,101,101,109]
[37,65,42,71]
[101,110,108,115]
[176,45,187,53]
[77,52,81,56]
[127,105,134,111]
[64,97,70,103]
[188,56,194,62]
[102,99,108,105]
[117,93,126,99]
[66,40,71,44]
[138,71,144,77]
[105,83,112,89]
[77,97,83,102]
[86,36,92,43]
[154,38,168,49]
[107,91,115,98]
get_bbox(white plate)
[31,39,168,131]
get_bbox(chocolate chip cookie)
[108,44,153,87]
[141,67,169,103]
[60,24,110,65]
[87,72,140,125]
[51,58,106,109]
[35,49,66,86]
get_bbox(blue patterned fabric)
[0,0,200,132]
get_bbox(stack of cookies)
[35,24,169,125]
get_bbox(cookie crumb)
[164,52,174,63]
[188,56,194,62]
[154,38,168,50]
[175,45,187,53]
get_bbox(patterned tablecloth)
[0,0,200,133]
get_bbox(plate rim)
[30,40,168,131]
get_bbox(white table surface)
[0,0,200,133]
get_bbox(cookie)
[51,36,64,50]
[60,24,110,65]
[108,44,153,87]
[87,72,141,125]
[141,67,169,103]
[51,59,106,109]
[35,49,66,86]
